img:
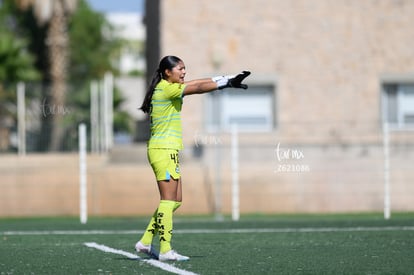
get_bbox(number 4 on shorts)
[170,153,178,164]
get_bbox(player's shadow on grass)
[114,257,141,261]
[114,255,205,261]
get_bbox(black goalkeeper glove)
[227,71,251,89]
[212,71,251,90]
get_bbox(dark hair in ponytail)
[140,55,183,113]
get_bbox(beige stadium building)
[142,0,414,214]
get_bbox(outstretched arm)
[183,78,219,96]
[183,71,251,96]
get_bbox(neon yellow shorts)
[147,148,181,181]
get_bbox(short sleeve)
[164,82,186,99]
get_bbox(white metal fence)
[1,74,114,154]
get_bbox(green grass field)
[1,213,414,274]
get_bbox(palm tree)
[15,0,78,151]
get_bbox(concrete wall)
[1,141,413,217]
[0,152,210,217]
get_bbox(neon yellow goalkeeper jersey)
[148,79,186,150]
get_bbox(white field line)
[84,242,198,275]
[2,226,414,236]
[84,242,139,259]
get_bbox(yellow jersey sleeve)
[163,82,185,99]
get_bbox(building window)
[383,83,414,128]
[205,84,276,132]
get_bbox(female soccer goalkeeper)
[135,55,250,261]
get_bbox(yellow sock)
[157,200,175,253]
[140,209,158,245]
[140,201,181,246]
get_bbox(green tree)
[0,0,40,111]
[0,2,40,151]
[68,0,122,80]
[13,0,78,151]
[1,0,132,151]
[66,0,132,136]
[0,32,40,106]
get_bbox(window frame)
[204,74,278,133]
[381,74,414,130]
